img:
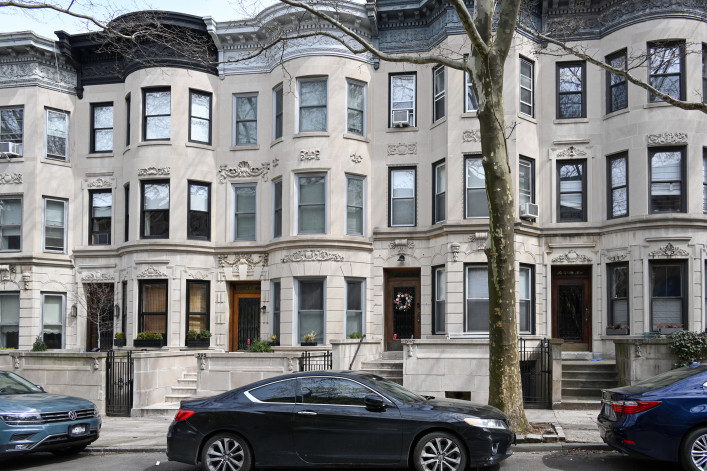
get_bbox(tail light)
[611,400,661,414]
[174,410,195,421]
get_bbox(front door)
[384,269,421,351]
[552,266,592,351]
[229,283,260,351]
[84,283,114,351]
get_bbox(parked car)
[167,370,515,471]
[597,363,707,471]
[0,370,100,457]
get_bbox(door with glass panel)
[384,269,420,351]
[551,266,592,350]
[229,283,260,351]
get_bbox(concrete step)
[165,394,197,403]
[555,399,602,410]
[562,379,618,389]
[183,372,197,379]
[134,402,179,417]
[562,370,618,379]
[171,386,198,394]
[562,387,604,398]
[382,351,404,361]
[360,360,403,370]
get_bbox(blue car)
[597,363,707,471]
[0,369,101,457]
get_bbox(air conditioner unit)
[520,202,539,219]
[392,109,410,127]
[0,142,20,157]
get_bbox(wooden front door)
[552,266,592,351]
[229,283,261,352]
[384,269,421,351]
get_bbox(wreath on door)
[394,292,413,312]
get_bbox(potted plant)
[185,329,211,348]
[270,334,279,346]
[114,332,126,347]
[659,323,683,335]
[133,331,165,348]
[605,324,629,335]
[31,335,47,352]
[348,332,363,339]
[302,330,317,346]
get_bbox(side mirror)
[364,394,386,411]
[35,385,45,392]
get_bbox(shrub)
[349,332,363,339]
[668,330,707,368]
[303,331,316,343]
[199,329,212,339]
[187,329,211,340]
[248,339,273,353]
[31,335,47,352]
[136,332,163,340]
[114,332,125,340]
[186,329,199,340]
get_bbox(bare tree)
[73,282,115,351]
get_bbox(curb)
[87,446,167,453]
[513,442,611,452]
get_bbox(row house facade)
[0,0,705,361]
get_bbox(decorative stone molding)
[468,232,488,252]
[0,173,22,184]
[649,243,688,258]
[138,167,171,177]
[556,146,587,158]
[137,265,168,278]
[300,149,320,161]
[647,132,688,146]
[450,243,461,262]
[86,177,112,188]
[218,162,270,182]
[401,339,416,358]
[218,253,269,269]
[281,249,344,263]
[271,158,279,168]
[389,239,415,255]
[462,130,481,143]
[0,264,16,281]
[186,271,210,280]
[11,353,20,369]
[387,143,417,156]
[92,358,100,370]
[81,272,115,282]
[197,353,207,370]
[606,253,628,263]
[350,153,363,164]
[552,249,592,264]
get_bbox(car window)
[300,377,373,406]
[249,379,296,403]
[0,372,43,395]
[633,366,707,390]
[363,374,425,403]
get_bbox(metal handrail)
[348,334,366,370]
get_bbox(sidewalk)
[87,408,608,453]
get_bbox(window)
[519,157,535,207]
[298,279,324,344]
[42,293,64,349]
[464,72,479,113]
[433,161,446,224]
[650,147,685,213]
[389,168,416,227]
[606,50,628,113]
[465,156,488,218]
[346,175,364,236]
[189,90,212,144]
[188,182,210,240]
[648,41,685,102]
[557,160,586,222]
[519,57,534,117]
[0,196,21,251]
[271,280,281,342]
[519,265,534,334]
[298,78,327,132]
[125,95,131,147]
[273,85,283,140]
[390,73,416,126]
[0,293,19,349]
[273,179,282,238]
[139,280,167,339]
[45,109,69,160]
[233,183,256,241]
[347,80,366,136]
[345,279,364,337]
[0,106,23,156]
[91,103,113,153]
[703,44,706,104]
[465,265,489,333]
[607,263,629,328]
[43,197,66,252]
[704,151,707,214]
[248,379,295,403]
[89,190,112,245]
[557,62,586,119]
[433,66,445,122]
[186,281,209,337]
[143,88,170,141]
[124,184,129,242]
[607,152,628,219]
[300,377,373,406]
[141,181,169,238]
[433,266,445,334]
[297,174,326,234]
[234,93,257,145]
[650,261,685,331]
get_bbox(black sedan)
[167,370,514,471]
[598,363,707,471]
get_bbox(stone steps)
[561,360,618,406]
[360,359,403,384]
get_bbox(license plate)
[68,424,88,437]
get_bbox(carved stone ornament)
[556,146,587,158]
[271,158,279,168]
[197,352,207,370]
[649,243,688,258]
[647,132,688,146]
[0,173,22,184]
[387,143,417,156]
[81,272,115,282]
[138,167,171,177]
[300,149,321,161]
[389,239,415,254]
[468,232,488,252]
[218,253,269,269]
[186,271,209,280]
[552,249,592,264]
[137,265,168,278]
[450,243,461,262]
[606,253,628,263]
[218,162,270,183]
[462,130,481,143]
[350,153,363,164]
[87,177,112,189]
[11,354,19,369]
[281,250,344,263]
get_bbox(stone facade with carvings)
[0,0,704,374]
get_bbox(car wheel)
[683,427,707,471]
[413,431,467,471]
[51,444,88,456]
[200,433,252,471]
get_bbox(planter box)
[659,327,683,335]
[606,328,629,335]
[301,342,317,347]
[113,338,126,347]
[133,338,166,348]
[186,339,210,348]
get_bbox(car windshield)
[364,375,426,403]
[0,371,44,395]
[632,365,707,390]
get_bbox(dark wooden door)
[552,267,592,350]
[384,269,421,351]
[229,284,260,351]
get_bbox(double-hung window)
[188,182,210,240]
[519,265,534,334]
[141,181,170,238]
[273,179,282,238]
[234,93,258,145]
[124,184,130,242]
[519,57,534,116]
[390,73,416,126]
[650,147,685,213]
[89,190,112,245]
[465,265,489,333]
[139,280,167,339]
[519,157,535,208]
[0,293,19,349]
[46,109,69,160]
[0,196,21,251]
[433,66,445,122]
[298,78,327,133]
[346,79,366,136]
[42,292,65,349]
[433,161,446,224]
[465,72,479,113]
[389,168,416,227]
[557,160,586,222]
[271,280,281,341]
[273,85,283,140]
[297,174,326,234]
[650,261,685,331]
[606,50,628,113]
[189,90,212,144]
[186,280,209,336]
[91,103,113,153]
[0,106,23,156]
[297,279,324,345]
[43,197,67,252]
[125,95,131,146]
[233,183,256,241]
[648,41,685,102]
[607,263,629,329]
[465,156,488,218]
[703,150,707,214]
[703,44,706,104]
[607,152,628,219]
[433,266,446,334]
[557,62,586,119]
[345,279,364,338]
[143,88,171,141]
[346,175,364,236]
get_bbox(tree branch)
[447,0,489,59]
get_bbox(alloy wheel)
[205,436,245,471]
[692,433,707,470]
[419,436,463,471]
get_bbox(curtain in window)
[142,283,166,312]
[190,185,209,212]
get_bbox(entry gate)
[299,351,333,371]
[518,338,552,408]
[106,350,134,416]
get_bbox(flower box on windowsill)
[301,342,317,347]
[185,339,210,348]
[113,339,126,347]
[605,328,629,336]
[659,327,683,335]
[133,339,166,348]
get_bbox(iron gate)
[106,350,134,416]
[299,351,332,371]
[519,338,552,408]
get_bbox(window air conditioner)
[0,142,20,157]
[519,202,539,219]
[392,109,410,127]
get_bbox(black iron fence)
[518,337,552,409]
[299,351,333,371]
[106,350,134,416]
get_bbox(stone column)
[550,338,564,409]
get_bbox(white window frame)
[389,168,416,227]
[271,280,281,341]
[345,278,365,338]
[465,156,488,219]
[91,102,114,153]
[234,93,258,146]
[295,278,326,345]
[296,173,327,235]
[189,89,212,145]
[0,196,22,252]
[297,77,328,133]
[346,174,365,236]
[232,183,257,241]
[273,85,283,140]
[1,106,24,156]
[45,108,69,161]
[433,66,446,122]
[433,266,446,334]
[390,73,416,127]
[346,79,366,137]
[433,161,446,224]
[519,264,534,334]
[465,72,478,113]
[519,57,534,117]
[41,292,65,349]
[273,179,283,238]
[0,292,20,349]
[43,197,67,253]
[519,157,535,207]
[464,265,489,335]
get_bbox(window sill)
[186,142,214,151]
[431,117,447,130]
[386,126,418,133]
[87,152,114,158]
[343,133,369,143]
[461,111,478,118]
[230,144,260,151]
[42,158,71,167]
[553,117,589,124]
[0,157,24,163]
[270,138,283,148]
[138,141,171,147]
[644,101,672,109]
[293,132,329,139]
[603,108,629,120]
[518,113,537,124]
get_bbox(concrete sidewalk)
[87,407,607,453]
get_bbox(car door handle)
[297,411,317,416]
